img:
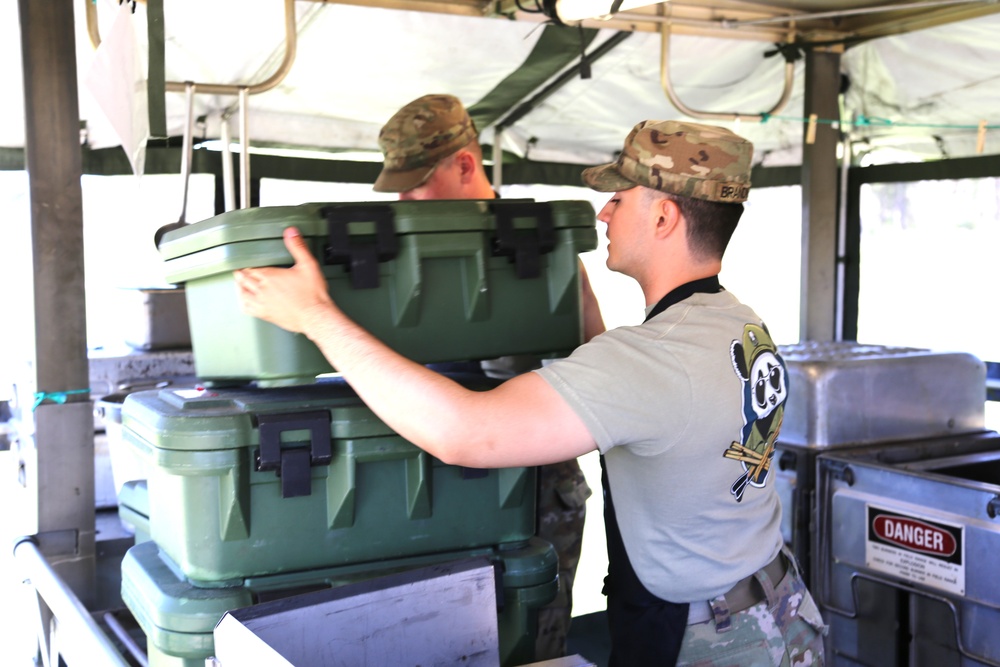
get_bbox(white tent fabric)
[844,15,1000,161]
[3,1,999,168]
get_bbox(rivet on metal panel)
[828,461,855,486]
[987,496,1000,519]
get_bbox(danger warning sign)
[865,505,965,595]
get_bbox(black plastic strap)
[601,455,688,665]
[278,448,313,499]
[321,204,399,289]
[255,410,332,498]
[492,559,506,612]
[490,201,555,279]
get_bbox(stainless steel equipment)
[774,341,986,588]
[88,348,195,508]
[117,287,191,351]
[89,347,195,430]
[816,430,1000,666]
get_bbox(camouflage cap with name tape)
[374,94,478,193]
[582,120,754,203]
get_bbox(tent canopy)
[4,0,1000,170]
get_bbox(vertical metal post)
[799,47,843,342]
[239,87,250,209]
[835,133,852,340]
[221,112,236,212]
[179,82,195,223]
[16,0,96,609]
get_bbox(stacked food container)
[117,199,598,666]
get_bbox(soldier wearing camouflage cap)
[376,93,602,661]
[373,94,495,200]
[236,119,824,667]
[582,119,753,203]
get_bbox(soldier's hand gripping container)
[120,374,537,585]
[158,199,598,386]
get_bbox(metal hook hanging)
[178,81,195,224]
[659,22,796,122]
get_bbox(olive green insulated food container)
[121,537,557,667]
[158,199,598,386]
[120,374,536,586]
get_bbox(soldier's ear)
[456,150,477,183]
[653,196,681,240]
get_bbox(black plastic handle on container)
[321,204,399,289]
[489,201,556,279]
[255,409,333,499]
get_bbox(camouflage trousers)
[677,549,827,667]
[533,458,592,661]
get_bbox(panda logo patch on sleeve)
[725,323,787,502]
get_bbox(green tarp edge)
[146,0,166,138]
[5,145,1000,190]
[467,24,598,132]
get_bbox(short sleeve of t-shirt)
[534,323,694,456]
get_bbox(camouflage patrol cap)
[582,120,754,203]
[373,94,478,193]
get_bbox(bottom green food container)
[121,538,558,667]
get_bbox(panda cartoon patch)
[724,323,787,502]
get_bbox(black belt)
[686,552,787,625]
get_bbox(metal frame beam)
[799,47,842,342]
[16,0,96,613]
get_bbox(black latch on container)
[255,409,333,498]
[321,204,399,289]
[490,201,555,279]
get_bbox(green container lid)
[121,375,496,452]
[159,199,596,284]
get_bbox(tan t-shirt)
[535,289,784,602]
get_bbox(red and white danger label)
[865,504,965,595]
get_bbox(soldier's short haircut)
[645,188,743,260]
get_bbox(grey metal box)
[212,558,501,667]
[118,287,192,351]
[88,347,196,431]
[778,341,986,448]
[815,430,1000,666]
